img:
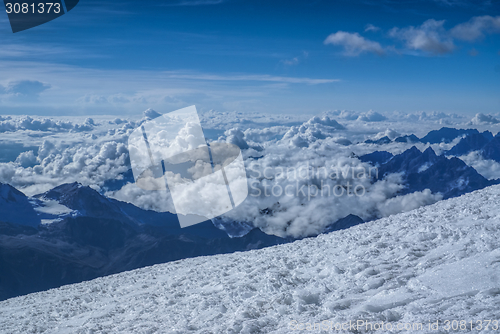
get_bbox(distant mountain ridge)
[442,130,500,163]
[363,145,498,199]
[365,127,495,146]
[419,127,480,144]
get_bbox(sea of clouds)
[1,109,500,237]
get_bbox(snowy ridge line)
[1,185,500,333]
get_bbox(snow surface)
[33,199,74,216]
[30,198,75,225]
[1,185,500,333]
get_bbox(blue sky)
[0,0,499,116]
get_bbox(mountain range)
[3,126,500,301]
[365,127,494,146]
[373,146,497,199]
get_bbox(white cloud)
[15,151,37,168]
[377,189,443,216]
[143,108,162,120]
[389,19,455,55]
[107,183,175,213]
[0,138,132,195]
[365,24,381,32]
[329,15,500,58]
[0,116,96,133]
[242,126,290,143]
[469,113,500,125]
[451,15,500,42]
[281,115,345,148]
[224,128,250,149]
[370,128,401,141]
[1,80,51,102]
[383,16,500,56]
[459,151,500,180]
[324,31,385,56]
[328,110,360,121]
[357,110,387,122]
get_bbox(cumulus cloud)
[220,151,412,237]
[2,80,51,101]
[377,189,443,216]
[459,151,500,180]
[370,129,401,141]
[0,116,96,133]
[324,31,385,56]
[15,151,37,168]
[242,126,290,143]
[110,118,127,125]
[328,110,360,121]
[143,108,162,120]
[224,128,249,149]
[281,115,345,148]
[357,110,387,122]
[469,113,500,125]
[389,19,455,55]
[451,15,500,41]
[0,140,131,195]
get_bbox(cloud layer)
[2,110,500,238]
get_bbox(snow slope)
[1,185,500,333]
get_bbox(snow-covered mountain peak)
[37,182,123,219]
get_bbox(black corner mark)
[64,0,77,11]
[3,0,79,33]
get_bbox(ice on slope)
[1,186,500,333]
